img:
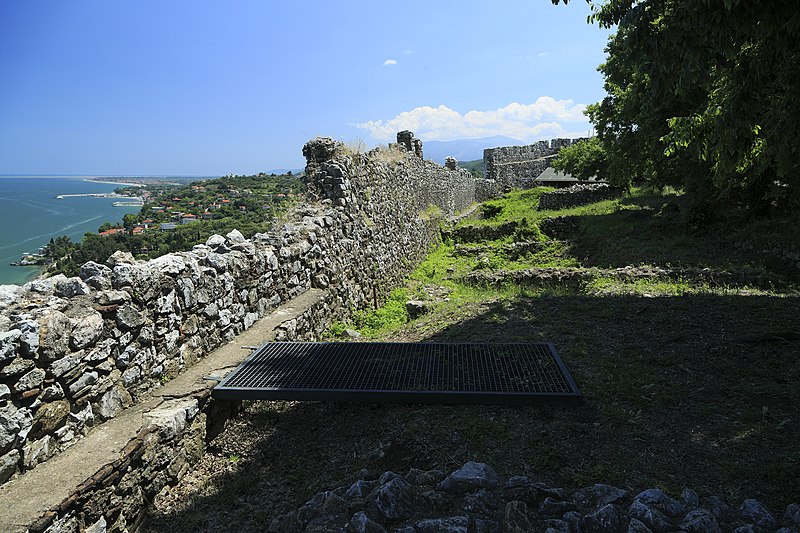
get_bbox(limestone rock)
[346,511,386,533]
[106,250,136,267]
[583,503,620,533]
[95,289,130,306]
[15,367,46,391]
[0,405,32,454]
[95,385,132,420]
[70,310,104,350]
[0,384,9,401]
[627,518,653,532]
[503,501,533,533]
[634,488,684,517]
[679,508,721,533]
[22,435,54,469]
[628,500,672,533]
[55,277,90,298]
[738,498,776,529]
[405,300,429,319]
[39,309,72,362]
[226,229,246,244]
[438,461,500,493]
[80,261,112,281]
[49,354,85,378]
[150,254,186,276]
[0,329,21,363]
[15,319,39,356]
[785,503,800,528]
[573,483,629,508]
[345,479,378,500]
[415,516,468,533]
[85,516,107,533]
[68,371,98,397]
[375,477,414,521]
[116,303,146,330]
[0,449,20,484]
[297,491,349,525]
[143,398,199,440]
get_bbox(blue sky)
[0,1,612,175]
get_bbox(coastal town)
[11,173,304,273]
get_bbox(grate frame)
[213,342,582,405]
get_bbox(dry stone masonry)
[0,132,477,489]
[482,138,584,191]
[538,183,624,211]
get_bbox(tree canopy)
[553,0,800,213]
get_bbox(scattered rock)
[415,516,468,533]
[738,498,777,530]
[405,300,430,319]
[628,499,672,533]
[679,508,721,533]
[584,503,620,533]
[346,511,385,533]
[438,462,500,493]
[375,477,414,521]
[503,500,533,533]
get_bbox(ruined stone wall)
[0,132,477,488]
[482,138,585,190]
[538,183,623,210]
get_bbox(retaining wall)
[0,131,477,489]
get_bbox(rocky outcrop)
[269,462,800,533]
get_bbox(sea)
[0,176,143,286]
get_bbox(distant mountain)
[422,136,524,164]
[263,168,304,176]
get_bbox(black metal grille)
[213,342,582,405]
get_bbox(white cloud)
[383,59,397,66]
[537,52,547,57]
[402,49,413,55]
[350,97,590,142]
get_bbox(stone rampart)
[538,183,623,210]
[482,138,586,190]
[0,132,477,488]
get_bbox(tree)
[551,137,609,182]
[553,0,800,212]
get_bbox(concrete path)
[0,289,326,533]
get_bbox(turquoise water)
[0,176,142,285]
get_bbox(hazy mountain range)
[422,136,524,164]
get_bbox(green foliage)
[457,159,484,179]
[551,137,609,182]
[553,0,800,212]
[46,173,304,276]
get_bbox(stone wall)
[482,138,586,190]
[0,132,478,488]
[538,183,623,210]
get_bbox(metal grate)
[213,342,582,405]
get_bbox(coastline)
[83,178,145,187]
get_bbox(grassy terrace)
[145,187,799,532]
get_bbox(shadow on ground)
[143,292,799,532]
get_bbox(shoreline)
[83,178,146,187]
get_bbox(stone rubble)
[268,461,800,533]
